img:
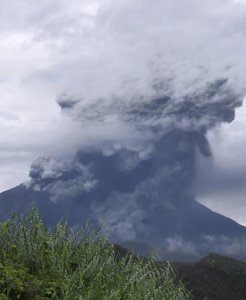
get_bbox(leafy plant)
[0,209,190,300]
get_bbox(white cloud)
[230,0,246,4]
[196,103,246,226]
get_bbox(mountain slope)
[174,253,246,300]
[0,184,245,261]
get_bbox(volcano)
[0,129,245,262]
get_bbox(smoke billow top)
[26,0,246,260]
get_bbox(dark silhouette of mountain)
[0,184,92,227]
[173,253,246,300]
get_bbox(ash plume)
[28,77,245,260]
[29,157,97,202]
[22,0,246,260]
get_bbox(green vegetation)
[0,209,190,300]
[174,253,246,300]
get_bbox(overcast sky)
[0,0,246,225]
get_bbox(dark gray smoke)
[57,78,240,129]
[29,157,97,202]
[27,77,246,261]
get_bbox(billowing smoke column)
[24,0,246,260]
[28,77,245,261]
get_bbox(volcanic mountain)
[0,129,245,262]
[1,79,246,261]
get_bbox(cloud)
[0,0,246,238]
[195,102,246,225]
[28,157,97,202]
[156,235,246,261]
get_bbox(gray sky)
[0,0,246,224]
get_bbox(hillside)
[113,245,246,300]
[173,253,246,300]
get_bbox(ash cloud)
[155,235,246,262]
[19,0,246,260]
[29,157,97,202]
[57,78,241,130]
[28,79,245,261]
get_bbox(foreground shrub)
[0,209,190,300]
